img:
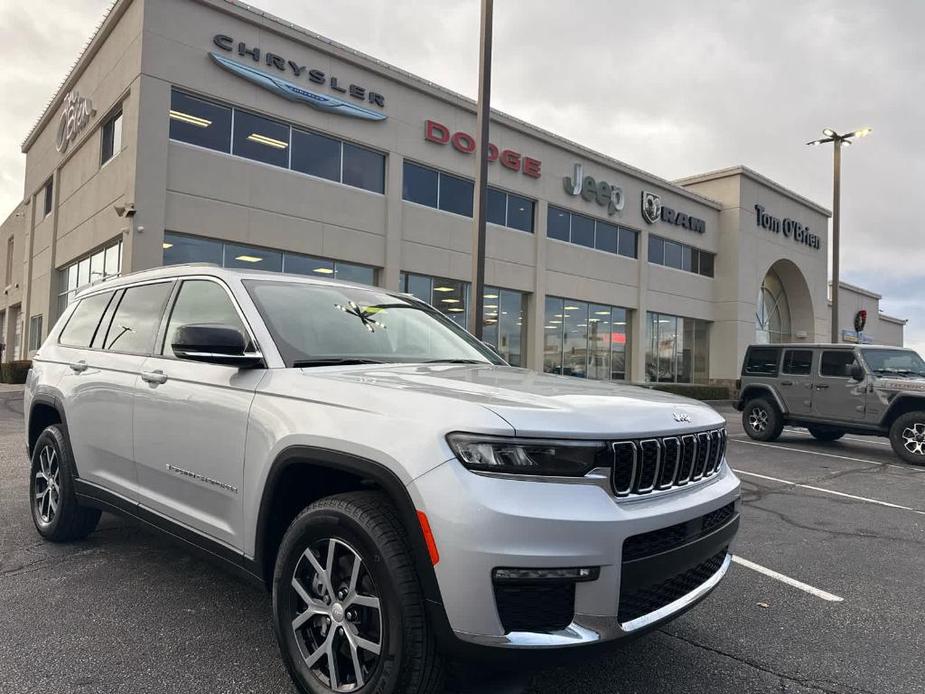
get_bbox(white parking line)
[783,427,892,447]
[732,556,844,602]
[728,436,925,474]
[732,468,925,514]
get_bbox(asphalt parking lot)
[1,388,923,694]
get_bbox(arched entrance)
[755,259,814,344]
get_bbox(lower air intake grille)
[618,548,728,623]
[493,582,575,633]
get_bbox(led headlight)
[447,433,607,477]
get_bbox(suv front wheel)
[889,412,925,466]
[272,491,444,694]
[742,397,784,442]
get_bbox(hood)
[305,363,723,438]
[876,377,925,392]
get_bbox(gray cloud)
[1,0,921,349]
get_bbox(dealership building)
[0,0,906,383]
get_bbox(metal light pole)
[807,127,872,343]
[469,0,493,339]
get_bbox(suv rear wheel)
[742,397,784,442]
[807,426,845,442]
[272,491,444,694]
[889,412,925,466]
[30,425,101,542]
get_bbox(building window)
[481,286,528,366]
[544,297,628,381]
[169,90,233,153]
[42,178,53,217]
[168,89,385,194]
[57,239,123,315]
[399,272,469,328]
[5,237,13,286]
[647,234,715,278]
[646,312,709,383]
[28,315,43,352]
[756,268,791,343]
[163,232,377,286]
[546,206,638,258]
[232,109,290,168]
[100,108,123,165]
[486,189,534,233]
[438,172,474,217]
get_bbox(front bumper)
[409,458,741,649]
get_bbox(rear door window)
[820,350,856,378]
[58,291,115,347]
[101,282,174,354]
[782,350,813,376]
[744,347,780,375]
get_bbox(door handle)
[815,384,829,390]
[69,361,88,373]
[141,370,168,385]
[780,380,793,386]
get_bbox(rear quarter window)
[744,347,781,376]
[58,291,115,347]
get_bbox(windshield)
[862,349,925,377]
[245,280,503,368]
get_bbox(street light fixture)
[806,127,872,343]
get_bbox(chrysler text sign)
[424,120,541,178]
[754,205,820,250]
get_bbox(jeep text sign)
[563,163,624,215]
[755,205,820,250]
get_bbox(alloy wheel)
[748,407,769,433]
[901,423,925,456]
[34,445,60,524]
[290,538,383,692]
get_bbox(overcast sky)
[0,0,921,350]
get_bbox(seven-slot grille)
[611,428,727,498]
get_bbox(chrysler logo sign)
[55,90,96,154]
[563,163,624,215]
[641,191,706,233]
[212,35,386,121]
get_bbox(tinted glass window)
[232,109,290,168]
[783,350,813,375]
[101,110,122,165]
[291,129,340,181]
[570,214,594,248]
[169,90,232,153]
[103,283,173,353]
[699,252,715,277]
[59,292,114,347]
[224,243,283,272]
[162,280,246,356]
[402,162,438,207]
[284,254,335,277]
[486,187,506,226]
[439,173,473,217]
[506,194,534,233]
[43,179,53,216]
[547,207,571,242]
[648,235,664,264]
[618,228,637,259]
[163,233,224,265]
[664,241,683,269]
[334,262,375,285]
[681,245,693,272]
[595,222,618,254]
[744,347,780,375]
[820,350,856,378]
[342,143,385,193]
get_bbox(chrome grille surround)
[611,428,727,499]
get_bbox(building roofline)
[831,280,882,300]
[23,0,722,210]
[879,313,908,325]
[674,165,831,217]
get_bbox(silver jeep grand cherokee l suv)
[25,265,740,693]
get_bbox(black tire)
[889,412,925,466]
[272,491,444,694]
[30,424,101,542]
[742,397,784,442]
[807,426,845,442]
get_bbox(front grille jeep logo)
[673,411,691,423]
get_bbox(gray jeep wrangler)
[735,344,925,465]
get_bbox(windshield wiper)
[292,358,387,368]
[422,359,487,364]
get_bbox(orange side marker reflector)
[417,510,440,566]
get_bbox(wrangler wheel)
[890,412,925,466]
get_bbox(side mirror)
[849,363,866,382]
[171,324,263,368]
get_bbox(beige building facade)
[1,0,904,383]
